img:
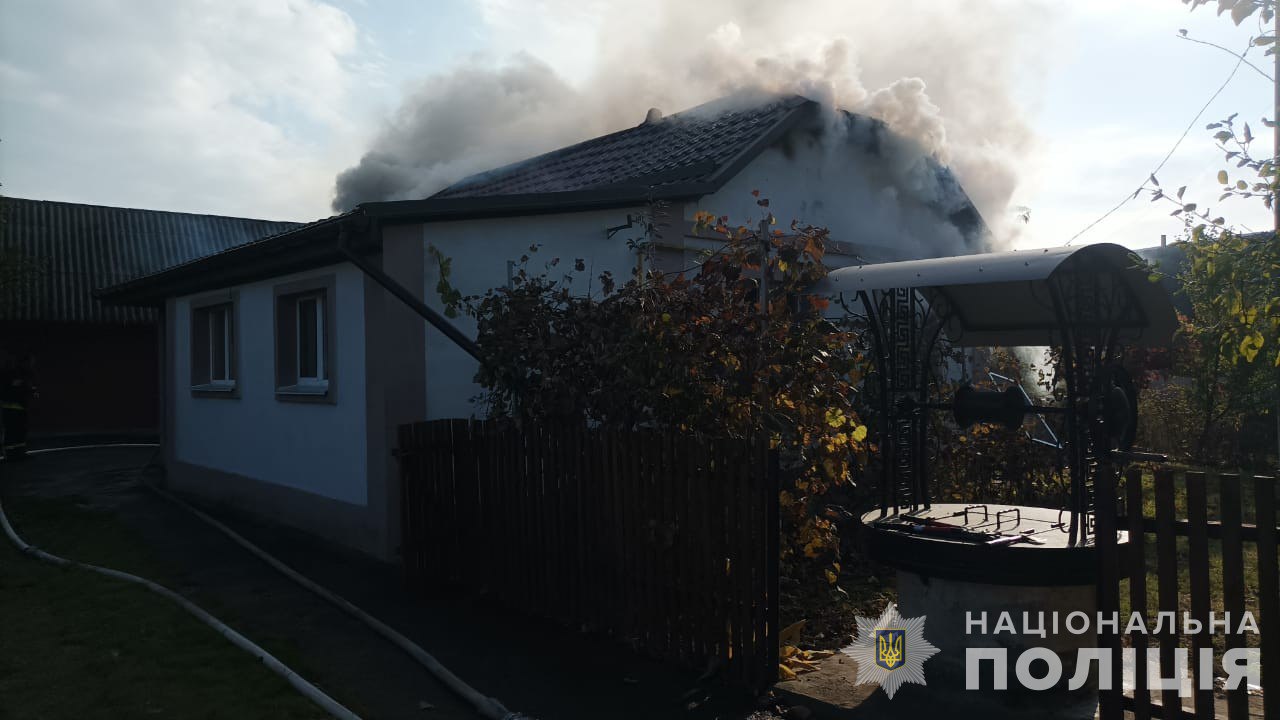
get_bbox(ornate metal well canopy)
[813,242,1178,547]
[814,242,1177,347]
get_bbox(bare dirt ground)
[2,447,788,720]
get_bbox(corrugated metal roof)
[433,95,811,199]
[0,197,300,325]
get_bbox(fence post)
[1153,469,1181,718]
[397,422,417,591]
[1185,472,1213,719]
[1256,475,1278,720]
[1219,475,1247,720]
[1094,463,1122,719]
[1125,467,1151,720]
[764,447,781,692]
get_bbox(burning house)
[98,94,991,557]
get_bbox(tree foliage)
[1132,0,1280,466]
[1180,228,1280,366]
[1183,0,1277,30]
[1156,229,1280,465]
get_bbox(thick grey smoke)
[333,55,583,210]
[332,0,1049,246]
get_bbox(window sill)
[191,382,238,398]
[275,383,334,404]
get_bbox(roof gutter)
[96,214,351,305]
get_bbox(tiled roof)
[433,95,812,199]
[101,93,993,304]
[0,197,300,324]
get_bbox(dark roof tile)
[432,95,810,199]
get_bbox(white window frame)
[191,297,237,395]
[295,293,327,389]
[207,304,234,387]
[273,275,335,402]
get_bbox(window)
[295,293,325,386]
[274,275,336,401]
[191,299,236,395]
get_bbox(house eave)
[96,220,350,306]
[96,185,719,306]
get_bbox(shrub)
[439,205,872,604]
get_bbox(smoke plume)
[332,0,1049,247]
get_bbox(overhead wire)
[1066,38,1252,245]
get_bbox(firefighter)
[0,351,34,460]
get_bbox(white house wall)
[694,129,973,261]
[170,262,369,505]
[421,208,647,420]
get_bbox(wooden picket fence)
[397,418,782,690]
[1095,466,1279,720]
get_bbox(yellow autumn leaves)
[778,645,837,680]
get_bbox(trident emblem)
[875,628,905,671]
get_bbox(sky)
[0,0,1274,251]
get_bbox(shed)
[0,197,298,438]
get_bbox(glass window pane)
[211,307,227,380]
[298,297,318,378]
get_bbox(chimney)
[643,107,663,125]
[1160,234,1167,247]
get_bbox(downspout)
[330,218,532,718]
[337,217,483,363]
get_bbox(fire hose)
[145,481,524,720]
[16,442,530,720]
[0,490,362,720]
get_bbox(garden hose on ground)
[0,490,362,720]
[15,442,531,720]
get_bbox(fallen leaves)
[778,645,836,681]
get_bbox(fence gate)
[1095,466,1278,719]
[397,418,781,691]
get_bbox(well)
[815,243,1176,717]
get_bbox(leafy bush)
[1134,380,1199,463]
[438,205,872,603]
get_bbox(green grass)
[0,495,336,720]
[1117,470,1266,659]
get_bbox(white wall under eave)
[171,262,368,505]
[693,129,974,261]
[421,208,648,420]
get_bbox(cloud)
[0,0,365,220]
